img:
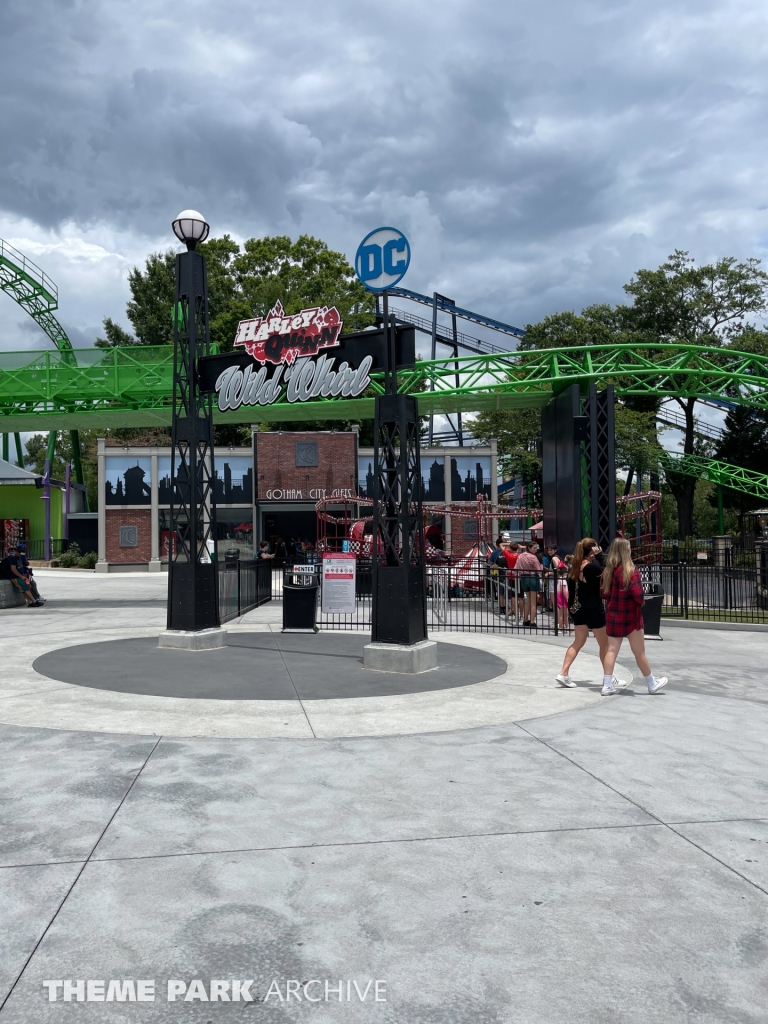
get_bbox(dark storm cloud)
[1,0,768,327]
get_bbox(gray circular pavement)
[33,633,507,700]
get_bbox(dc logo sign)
[355,227,410,292]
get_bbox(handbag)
[570,579,581,614]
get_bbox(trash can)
[642,582,664,639]
[282,565,319,632]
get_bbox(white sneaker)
[648,676,668,694]
[614,676,629,689]
[601,679,620,695]
[556,674,577,688]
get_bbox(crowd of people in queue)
[488,534,667,697]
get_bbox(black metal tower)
[167,240,219,632]
[542,383,616,554]
[371,298,428,645]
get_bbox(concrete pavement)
[0,570,766,1022]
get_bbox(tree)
[623,250,768,538]
[94,317,136,348]
[519,304,626,351]
[710,405,768,533]
[470,408,542,506]
[614,406,664,488]
[232,234,375,344]
[24,430,99,511]
[125,250,177,346]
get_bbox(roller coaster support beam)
[68,429,88,510]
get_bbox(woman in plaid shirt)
[600,538,668,696]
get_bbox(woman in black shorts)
[555,537,609,688]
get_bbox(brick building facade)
[94,432,497,570]
[105,508,152,564]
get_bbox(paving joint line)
[513,721,768,899]
[86,820,665,866]
[0,735,162,1013]
[273,637,316,739]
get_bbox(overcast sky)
[1,0,768,354]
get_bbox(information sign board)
[321,553,357,614]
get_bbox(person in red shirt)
[503,541,519,569]
[600,537,668,696]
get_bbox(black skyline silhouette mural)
[104,458,151,506]
[158,457,253,506]
[450,457,492,501]
[358,456,445,502]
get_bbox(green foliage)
[110,233,375,352]
[623,251,768,344]
[614,406,663,476]
[621,250,768,537]
[470,408,542,505]
[126,250,177,346]
[58,542,81,568]
[94,317,136,348]
[659,480,738,540]
[519,304,627,351]
[58,543,98,570]
[232,234,375,341]
[24,430,99,512]
[710,405,768,523]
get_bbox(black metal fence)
[218,559,272,623]
[268,556,768,631]
[303,561,571,635]
[660,538,760,569]
[648,561,768,624]
[0,539,70,561]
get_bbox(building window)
[214,457,253,504]
[450,456,492,501]
[105,458,151,506]
[358,455,445,502]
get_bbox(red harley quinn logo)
[233,301,343,366]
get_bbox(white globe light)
[172,210,210,250]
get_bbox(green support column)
[46,430,57,465]
[1,434,7,461]
[14,432,24,467]
[717,484,725,535]
[69,429,89,511]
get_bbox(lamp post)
[160,210,225,650]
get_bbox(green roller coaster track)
[0,238,86,499]
[0,239,73,355]
[2,235,768,511]
[2,338,768,503]
[660,450,768,505]
[2,340,768,429]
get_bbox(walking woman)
[599,538,668,695]
[556,538,608,687]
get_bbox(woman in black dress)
[555,537,611,688]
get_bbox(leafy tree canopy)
[95,234,375,352]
